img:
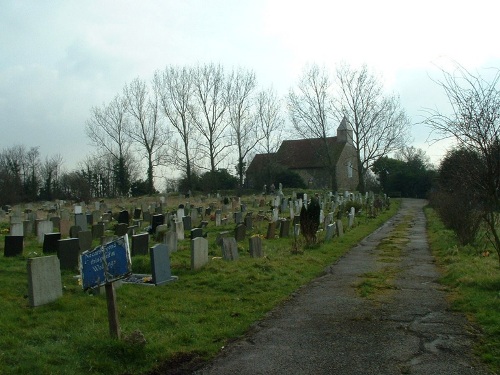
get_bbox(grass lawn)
[426,206,500,374]
[0,198,399,375]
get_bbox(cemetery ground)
[0,196,498,374]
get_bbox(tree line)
[1,61,426,204]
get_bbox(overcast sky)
[1,0,500,174]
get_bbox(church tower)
[336,116,353,145]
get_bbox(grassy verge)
[0,200,399,375]
[425,206,500,373]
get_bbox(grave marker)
[42,232,61,254]
[191,237,209,270]
[249,236,263,258]
[221,237,239,261]
[4,235,23,257]
[27,255,63,307]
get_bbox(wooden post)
[105,282,120,339]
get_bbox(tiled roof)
[276,137,345,169]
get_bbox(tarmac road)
[193,199,492,375]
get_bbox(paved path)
[194,199,491,375]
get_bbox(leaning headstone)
[266,222,276,239]
[37,220,54,243]
[27,255,63,307]
[57,238,81,270]
[132,233,149,256]
[221,237,239,261]
[78,230,93,252]
[336,219,344,237]
[42,232,61,254]
[4,235,23,257]
[235,223,246,241]
[191,237,209,270]
[249,236,263,258]
[150,244,176,286]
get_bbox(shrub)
[300,197,320,246]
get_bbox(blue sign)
[80,236,132,290]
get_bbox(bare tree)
[39,154,63,200]
[227,67,262,187]
[425,64,500,262]
[190,63,231,173]
[253,87,286,188]
[154,65,199,190]
[288,64,338,190]
[333,63,411,193]
[124,77,170,195]
[85,94,133,196]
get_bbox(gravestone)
[294,223,300,237]
[244,213,253,230]
[221,217,228,225]
[182,216,192,231]
[266,222,276,239]
[10,223,23,236]
[23,220,33,236]
[4,235,23,257]
[191,227,203,239]
[143,211,151,223]
[78,230,93,252]
[92,210,101,224]
[249,236,263,258]
[50,216,61,231]
[235,223,246,241]
[69,225,81,238]
[132,233,149,256]
[325,223,335,241]
[221,237,239,261]
[133,208,142,220]
[86,213,93,226]
[216,231,231,246]
[155,224,169,242]
[74,213,87,231]
[151,214,165,234]
[150,244,176,286]
[57,238,81,270]
[336,219,344,237]
[42,232,61,254]
[92,223,105,239]
[215,209,222,226]
[191,237,209,270]
[175,220,184,240]
[60,219,70,237]
[37,220,54,243]
[165,231,178,252]
[118,210,129,225]
[279,219,290,238]
[127,225,138,237]
[27,255,63,307]
[114,223,129,236]
[234,212,242,224]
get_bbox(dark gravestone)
[244,213,253,230]
[249,236,263,258]
[86,213,93,225]
[114,223,129,236]
[151,214,165,234]
[78,230,93,252]
[128,225,138,237]
[132,233,149,256]
[69,225,81,238]
[92,223,105,239]
[293,215,301,226]
[143,212,151,223]
[133,208,142,220]
[4,235,23,257]
[201,220,209,228]
[182,216,192,231]
[191,227,203,239]
[43,232,61,254]
[233,212,242,224]
[57,238,81,270]
[50,217,61,231]
[235,223,246,242]
[150,244,175,286]
[221,237,239,261]
[279,219,290,238]
[266,222,276,239]
[118,210,130,225]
